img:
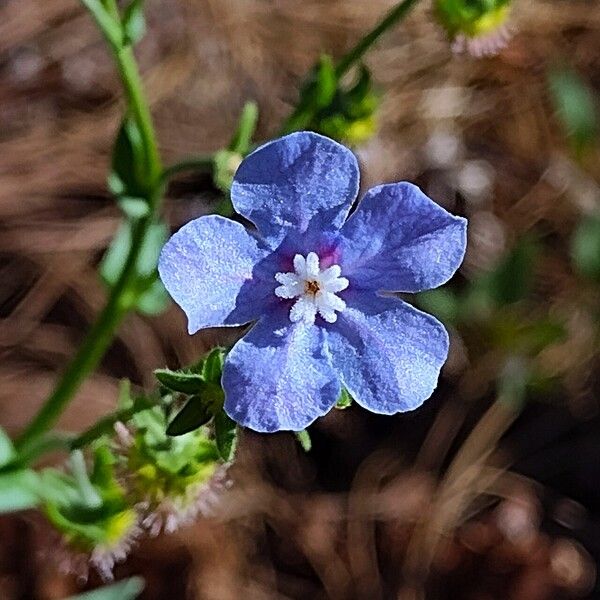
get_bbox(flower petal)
[326,292,449,414]
[321,264,342,282]
[305,252,320,278]
[231,131,360,244]
[222,311,340,432]
[158,216,269,333]
[293,254,307,277]
[275,272,300,287]
[339,183,467,292]
[290,297,317,324]
[325,277,349,293]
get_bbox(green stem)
[9,433,74,468]
[14,395,157,466]
[334,0,420,77]
[71,395,156,450]
[16,220,147,451]
[15,8,162,453]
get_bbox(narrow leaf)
[166,397,212,436]
[123,0,147,45]
[136,277,170,315]
[202,348,225,384]
[136,221,168,278]
[295,430,312,452]
[117,196,150,219]
[110,117,147,199]
[99,221,132,287]
[0,469,40,513]
[313,54,337,108]
[335,388,353,409]
[100,220,167,288]
[65,576,144,600]
[154,368,205,394]
[229,101,259,155]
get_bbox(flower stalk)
[16,2,163,454]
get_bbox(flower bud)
[435,0,513,57]
[42,446,141,581]
[114,407,228,536]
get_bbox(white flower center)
[274,252,349,325]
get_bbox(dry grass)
[1,0,600,598]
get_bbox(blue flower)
[159,132,467,433]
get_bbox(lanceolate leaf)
[110,117,147,199]
[202,347,225,384]
[154,368,205,394]
[136,278,170,316]
[295,429,312,452]
[100,221,167,287]
[335,388,353,409]
[65,576,144,600]
[166,397,212,436]
[123,0,147,46]
[0,469,40,513]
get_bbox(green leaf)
[39,468,81,506]
[0,469,40,513]
[154,368,205,394]
[117,196,150,219]
[136,277,170,315]
[100,221,167,288]
[136,221,168,278]
[123,0,146,45]
[166,397,212,436]
[345,64,372,106]
[109,117,147,200]
[0,427,15,467]
[202,347,225,383]
[70,450,102,509]
[549,67,599,154]
[572,215,600,281]
[282,54,338,135]
[335,388,353,409]
[132,407,168,447]
[117,378,134,411]
[229,101,259,155]
[295,429,312,452]
[310,54,337,109]
[214,410,237,461]
[309,62,378,144]
[65,576,144,600]
[100,221,131,287]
